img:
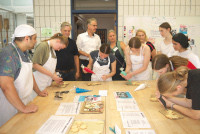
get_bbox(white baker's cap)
[13,24,36,38]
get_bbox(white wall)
[16,14,26,26]
[118,0,200,41]
[33,0,200,43]
[33,0,71,43]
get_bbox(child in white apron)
[32,33,68,99]
[121,37,151,81]
[83,44,116,81]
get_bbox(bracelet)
[171,103,176,110]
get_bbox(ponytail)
[169,56,188,69]
[172,33,189,48]
[159,22,172,35]
[152,54,189,71]
[157,66,188,93]
[173,66,188,81]
[152,54,171,71]
[43,33,68,47]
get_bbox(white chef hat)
[12,24,36,41]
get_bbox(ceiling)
[0,0,33,14]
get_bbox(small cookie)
[93,131,102,134]
[71,125,78,129]
[160,109,183,120]
[150,94,158,102]
[87,83,92,86]
[63,81,69,84]
[78,130,89,134]
[80,124,87,129]
[71,127,79,133]
[58,84,67,88]
[132,82,140,86]
[75,121,83,126]
[150,97,158,102]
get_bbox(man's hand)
[22,104,38,114]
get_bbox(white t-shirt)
[157,40,176,57]
[76,32,101,60]
[176,49,200,68]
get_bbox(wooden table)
[0,81,200,134]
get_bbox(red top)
[187,61,197,69]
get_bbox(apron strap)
[47,41,56,58]
[11,43,23,63]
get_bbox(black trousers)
[59,70,76,81]
[80,59,91,81]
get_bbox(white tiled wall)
[33,0,71,43]
[117,0,200,41]
[0,10,16,48]
[33,0,200,43]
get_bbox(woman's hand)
[157,95,174,108]
[75,72,80,79]
[101,75,108,81]
[82,68,87,74]
[38,90,48,97]
[52,74,63,83]
[120,73,132,80]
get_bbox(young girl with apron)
[32,41,57,98]
[129,46,151,81]
[91,53,112,81]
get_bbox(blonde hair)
[136,29,148,42]
[157,66,188,94]
[108,29,116,36]
[43,33,68,47]
[60,22,72,29]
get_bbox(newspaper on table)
[36,115,74,134]
[114,91,133,99]
[120,112,151,128]
[73,95,101,102]
[126,129,156,134]
[55,103,81,115]
[116,98,140,111]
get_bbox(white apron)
[130,47,150,81]
[0,43,33,127]
[32,41,57,99]
[91,53,112,81]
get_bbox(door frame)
[70,0,118,40]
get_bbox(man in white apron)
[0,24,47,127]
